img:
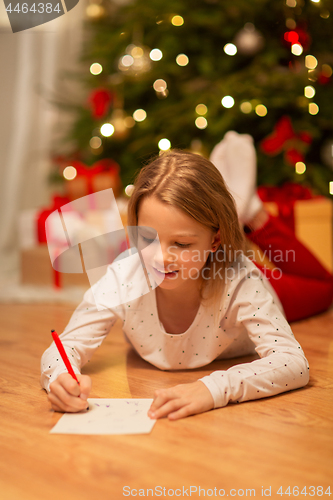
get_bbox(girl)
[41,148,316,420]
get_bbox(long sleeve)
[200,266,310,408]
[40,286,118,392]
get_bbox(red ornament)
[88,88,114,119]
[260,116,312,167]
[283,25,311,51]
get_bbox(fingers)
[148,390,184,420]
[77,374,92,401]
[148,382,214,421]
[48,373,91,413]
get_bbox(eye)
[176,242,191,248]
[141,235,156,244]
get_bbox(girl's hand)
[148,381,214,421]
[48,373,92,413]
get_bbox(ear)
[211,229,221,252]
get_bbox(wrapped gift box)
[264,197,332,272]
[19,196,129,288]
[21,245,91,288]
[64,160,122,201]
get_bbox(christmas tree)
[52,0,333,196]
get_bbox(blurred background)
[0,0,332,298]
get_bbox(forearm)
[200,350,309,408]
[40,288,118,391]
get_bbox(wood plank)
[0,303,332,500]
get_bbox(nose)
[153,242,176,269]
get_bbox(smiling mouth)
[153,267,179,275]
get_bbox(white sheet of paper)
[50,399,156,435]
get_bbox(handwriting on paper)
[50,399,156,435]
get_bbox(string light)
[125,184,135,197]
[286,18,296,29]
[195,104,207,115]
[221,96,235,108]
[176,54,189,66]
[171,15,184,26]
[304,86,316,98]
[158,138,171,150]
[329,181,333,195]
[118,45,151,74]
[240,101,252,113]
[100,123,115,137]
[305,55,318,69]
[286,0,296,6]
[309,103,319,115]
[291,44,303,56]
[153,79,167,92]
[89,136,102,149]
[133,109,147,122]
[150,49,163,61]
[195,117,208,129]
[224,43,237,56]
[119,55,134,69]
[295,162,306,174]
[63,166,77,180]
[255,104,267,116]
[90,63,103,75]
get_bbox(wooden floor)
[0,302,332,500]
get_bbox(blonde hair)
[127,149,245,308]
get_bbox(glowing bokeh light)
[195,117,208,129]
[158,138,171,150]
[304,86,316,98]
[224,43,237,56]
[195,104,208,115]
[291,44,303,56]
[240,101,252,113]
[305,55,318,69]
[100,123,115,137]
[133,109,147,122]
[295,162,306,174]
[89,136,102,149]
[125,184,135,197]
[309,103,319,115]
[153,79,167,92]
[150,49,163,61]
[255,104,268,116]
[171,15,184,26]
[63,166,77,180]
[90,63,103,75]
[221,96,235,108]
[176,54,189,66]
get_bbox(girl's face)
[137,196,220,292]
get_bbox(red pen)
[51,330,80,384]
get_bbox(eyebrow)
[171,233,199,238]
[138,228,198,238]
